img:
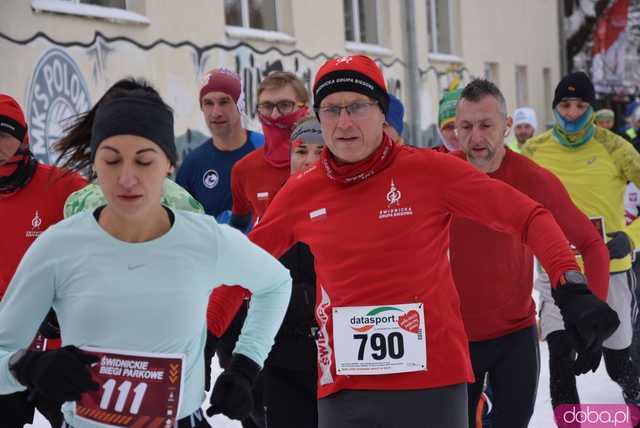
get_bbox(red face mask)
[259,106,310,168]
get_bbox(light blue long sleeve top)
[0,209,291,426]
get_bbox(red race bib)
[74,347,184,428]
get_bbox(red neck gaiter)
[260,107,310,168]
[322,133,398,184]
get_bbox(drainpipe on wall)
[557,0,568,76]
[404,0,422,147]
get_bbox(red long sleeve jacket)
[210,144,579,397]
[450,149,609,342]
[1,163,86,299]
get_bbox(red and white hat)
[313,55,389,113]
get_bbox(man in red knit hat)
[0,94,86,427]
[206,55,619,427]
[177,68,263,222]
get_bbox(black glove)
[606,231,633,259]
[207,353,260,420]
[38,309,61,340]
[553,276,620,375]
[204,331,219,392]
[10,345,100,402]
[572,344,603,375]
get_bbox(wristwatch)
[559,270,587,286]
[8,349,28,384]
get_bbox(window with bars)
[484,62,500,86]
[225,0,278,31]
[515,65,529,107]
[426,0,452,54]
[343,0,380,45]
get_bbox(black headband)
[0,115,27,143]
[91,97,176,165]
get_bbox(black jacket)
[218,243,317,372]
[267,242,317,371]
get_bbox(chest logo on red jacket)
[26,210,43,238]
[387,179,401,207]
[379,179,413,220]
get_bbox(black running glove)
[207,353,260,420]
[606,231,633,259]
[204,331,219,392]
[38,309,61,340]
[553,273,620,375]
[10,345,100,402]
[571,344,603,375]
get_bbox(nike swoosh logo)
[128,264,145,270]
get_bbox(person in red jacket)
[0,94,86,427]
[212,71,310,428]
[207,55,619,427]
[449,79,610,428]
[228,71,310,230]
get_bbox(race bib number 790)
[75,347,184,428]
[332,303,427,375]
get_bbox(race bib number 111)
[75,347,184,428]
[332,303,426,375]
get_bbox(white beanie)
[512,107,538,133]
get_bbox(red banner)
[592,0,629,92]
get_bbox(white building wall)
[0,0,560,162]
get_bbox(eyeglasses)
[257,100,301,116]
[316,101,379,122]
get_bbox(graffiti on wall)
[26,48,91,164]
[0,31,471,163]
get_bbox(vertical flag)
[592,0,629,93]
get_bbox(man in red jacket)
[207,56,619,428]
[0,94,86,427]
[228,71,310,230]
[450,79,610,428]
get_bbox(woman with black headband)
[58,78,205,219]
[0,88,291,428]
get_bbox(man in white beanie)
[508,107,538,153]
